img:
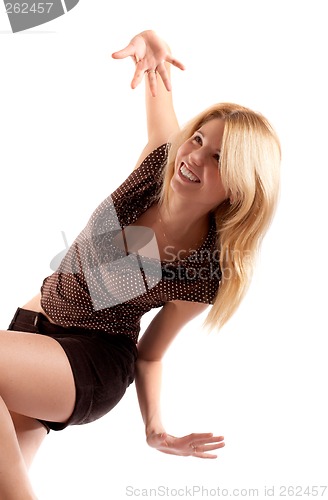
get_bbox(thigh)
[0,329,76,423]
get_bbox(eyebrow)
[197,128,221,153]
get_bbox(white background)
[1,1,327,499]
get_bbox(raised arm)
[135,300,225,459]
[112,30,185,167]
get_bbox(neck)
[158,194,210,246]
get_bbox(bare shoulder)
[137,300,209,361]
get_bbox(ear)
[228,189,239,205]
[228,191,235,205]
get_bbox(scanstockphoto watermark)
[2,0,79,33]
[50,231,251,278]
[161,245,252,265]
[125,485,260,497]
[47,228,250,309]
[125,485,328,497]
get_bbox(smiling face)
[171,118,228,211]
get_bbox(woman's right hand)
[112,30,185,96]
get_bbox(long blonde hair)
[159,103,281,330]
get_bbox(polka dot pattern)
[41,145,221,343]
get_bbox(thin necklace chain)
[157,205,207,253]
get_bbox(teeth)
[180,164,200,182]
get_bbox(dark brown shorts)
[8,308,138,432]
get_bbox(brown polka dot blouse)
[41,145,221,343]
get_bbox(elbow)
[136,351,163,363]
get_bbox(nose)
[189,147,206,168]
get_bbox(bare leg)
[10,412,48,469]
[0,396,39,499]
[0,328,76,499]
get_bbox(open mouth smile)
[179,163,201,183]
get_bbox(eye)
[192,134,203,145]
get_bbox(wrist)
[145,421,166,439]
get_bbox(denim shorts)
[8,307,138,432]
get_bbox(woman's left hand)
[146,431,225,459]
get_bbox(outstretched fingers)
[131,62,147,90]
[113,42,185,95]
[156,62,172,92]
[111,43,135,60]
[188,433,225,459]
[145,70,159,96]
[165,54,186,71]
[147,431,225,459]
[145,56,185,96]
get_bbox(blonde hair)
[159,103,281,330]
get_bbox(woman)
[0,30,280,499]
